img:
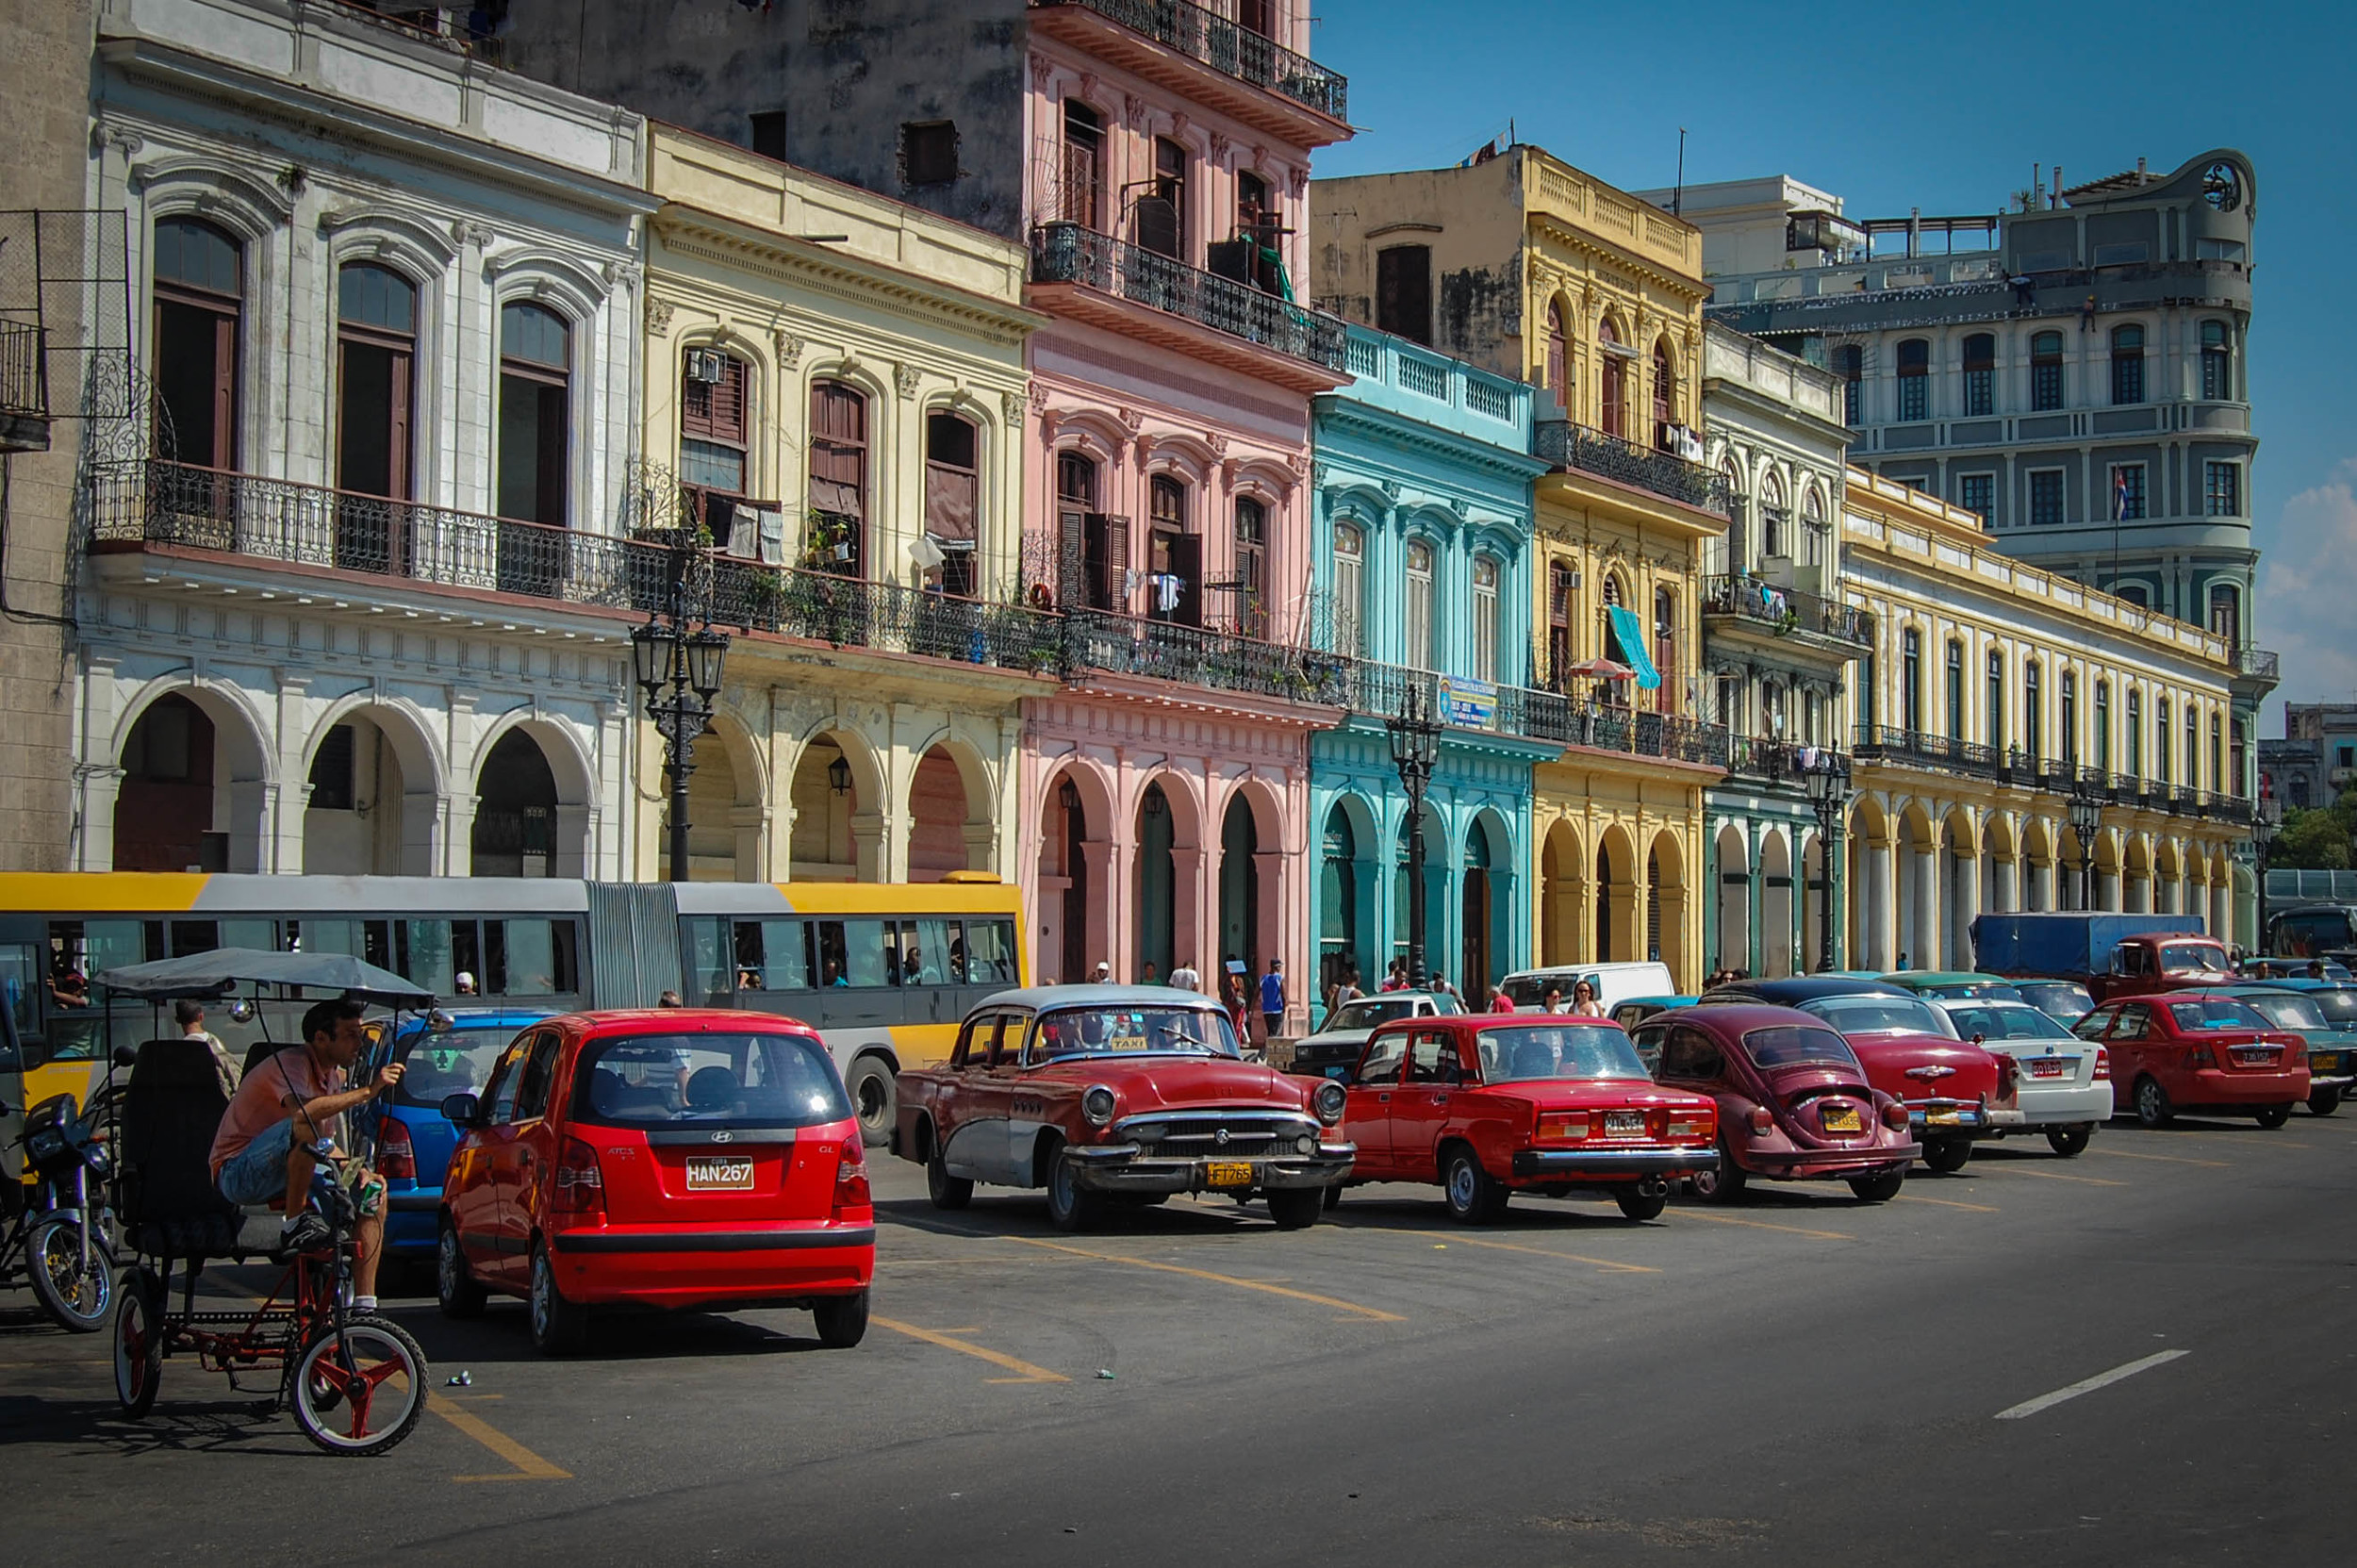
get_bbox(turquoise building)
[1308,328,1554,1012]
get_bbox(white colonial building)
[74,0,653,877]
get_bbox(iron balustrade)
[2236,646,2280,682]
[1851,725,2228,824]
[0,320,42,418]
[1030,222,1349,371]
[1028,0,1347,120]
[1700,574,1872,647]
[1535,420,1728,516]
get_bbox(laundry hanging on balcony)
[1603,604,1662,691]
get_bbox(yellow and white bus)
[0,872,1026,1145]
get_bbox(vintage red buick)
[1337,1015,1719,1223]
[1629,1003,1920,1203]
[893,985,1352,1231]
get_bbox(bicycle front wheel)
[27,1213,114,1332]
[288,1315,427,1457]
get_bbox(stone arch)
[1133,767,1208,983]
[298,694,446,876]
[1758,826,1794,979]
[470,715,591,880]
[1800,827,1829,974]
[786,725,883,882]
[109,679,274,874]
[909,734,997,881]
[1894,799,1937,972]
[678,709,766,882]
[1317,790,1381,1001]
[1648,829,1690,985]
[2020,817,2055,911]
[1036,756,1116,985]
[2154,837,2184,916]
[1938,805,1979,968]
[1460,806,1516,1001]
[2122,834,2154,913]
[1713,822,1751,977]
[1979,812,2017,920]
[1540,817,1587,966]
[1596,821,1640,964]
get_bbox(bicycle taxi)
[97,948,437,1456]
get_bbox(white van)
[1497,962,1677,1014]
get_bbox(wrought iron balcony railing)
[0,320,43,420]
[1030,222,1349,371]
[1029,0,1347,121]
[1852,725,2241,826]
[1535,420,1728,516]
[1700,574,1871,649]
[2235,646,2280,682]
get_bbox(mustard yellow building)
[1311,147,1728,987]
[638,126,1051,883]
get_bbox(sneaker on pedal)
[272,1213,334,1259]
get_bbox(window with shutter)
[924,412,980,596]
[1376,245,1431,344]
[808,381,867,576]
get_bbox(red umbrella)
[1560,656,1634,681]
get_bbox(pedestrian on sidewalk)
[1260,957,1286,1042]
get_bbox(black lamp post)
[1387,679,1442,989]
[2068,779,2104,913]
[632,551,731,883]
[2252,795,2283,955]
[1802,752,1853,971]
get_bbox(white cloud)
[2259,456,2357,725]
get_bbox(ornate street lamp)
[1387,678,1443,989]
[1802,751,1853,971]
[633,544,732,883]
[2067,778,2105,913]
[2252,794,2283,954]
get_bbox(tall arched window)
[1544,302,1569,401]
[2031,330,2064,412]
[1653,585,1676,715]
[2126,688,2143,778]
[1234,496,1267,638]
[1471,554,1499,683]
[2200,320,2233,401]
[1331,521,1364,657]
[1962,332,1995,417]
[1759,471,1787,560]
[2208,583,2241,646]
[807,379,868,577]
[1146,473,1194,623]
[1061,99,1104,229]
[2095,681,2112,773]
[153,217,244,469]
[496,301,570,529]
[1651,339,1674,434]
[1136,136,1186,258]
[1897,338,1930,422]
[336,263,415,504]
[1902,628,1922,734]
[1405,540,1435,669]
[2061,669,2077,766]
[2187,709,2201,792]
[1598,317,1626,438]
[1802,487,1826,566]
[1945,638,1965,742]
[2111,323,2146,405]
[2156,699,2171,784]
[924,410,980,595]
[1986,649,2004,751]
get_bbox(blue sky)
[1309,0,2357,729]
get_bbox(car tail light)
[834,1135,871,1213]
[1746,1105,1773,1137]
[2094,1048,2110,1082]
[1664,1113,1711,1141]
[1538,1112,1590,1143]
[2187,1046,2214,1069]
[552,1137,605,1216]
[1879,1099,1910,1131]
[373,1116,417,1182]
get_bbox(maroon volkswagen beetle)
[1629,1004,1920,1203]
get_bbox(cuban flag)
[2112,469,2129,521]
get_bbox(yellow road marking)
[1347,1227,1658,1274]
[1895,1193,2001,1213]
[1664,1210,1854,1241]
[872,1315,1068,1384]
[2089,1147,2229,1168]
[433,1393,571,1482]
[1006,1236,1406,1322]
[1999,1166,2127,1187]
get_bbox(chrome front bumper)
[1063,1141,1357,1194]
[1510,1145,1721,1180]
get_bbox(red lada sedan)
[2072,992,2310,1129]
[1339,1015,1719,1223]
[436,1010,875,1355]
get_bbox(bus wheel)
[848,1057,897,1148]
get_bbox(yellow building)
[1310,147,1728,987]
[638,127,1052,883]
[1840,470,2250,966]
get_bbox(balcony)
[1700,574,1871,654]
[1027,0,1348,142]
[1851,727,2243,826]
[1030,223,1348,387]
[0,319,43,453]
[2233,645,2280,699]
[1535,420,1728,518]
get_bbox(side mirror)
[440,1093,480,1126]
[112,1043,140,1069]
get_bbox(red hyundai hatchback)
[436,1010,875,1354]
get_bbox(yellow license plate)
[1820,1105,1862,1133]
[2315,1055,2342,1073]
[1926,1110,1962,1127]
[1206,1161,1254,1188]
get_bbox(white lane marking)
[1995,1349,2187,1420]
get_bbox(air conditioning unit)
[684,348,727,384]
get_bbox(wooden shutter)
[210,311,239,468]
[1171,532,1203,627]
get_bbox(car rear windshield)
[2019,982,2096,1018]
[2160,944,2229,972]
[571,1032,849,1131]
[2166,999,2270,1033]
[2305,988,2357,1028]
[2235,995,2328,1032]
[1475,1024,1647,1082]
[1927,981,2024,1001]
[1801,995,1955,1038]
[1030,1006,1240,1061]
[1741,1027,1861,1070]
[1331,999,1420,1031]
[1945,1005,2073,1042]
[391,1028,522,1108]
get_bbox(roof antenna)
[1673,127,1687,217]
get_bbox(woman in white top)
[1570,979,1606,1017]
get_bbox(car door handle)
[1376,1093,1390,1102]
[1434,1094,1449,1105]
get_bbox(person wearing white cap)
[454,971,476,996]
[1092,960,1111,982]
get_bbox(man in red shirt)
[209,998,403,1309]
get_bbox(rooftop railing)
[1535,420,1727,516]
[1030,222,1348,371]
[1029,0,1347,121]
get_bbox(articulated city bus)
[0,872,1026,1146]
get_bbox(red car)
[2072,992,2311,1129]
[1704,979,2017,1172]
[1630,1004,1920,1202]
[1338,1015,1718,1223]
[436,1010,875,1355]
[894,985,1353,1231]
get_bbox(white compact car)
[1931,997,2112,1156]
[1289,991,1462,1078]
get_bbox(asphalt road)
[4,1112,2351,1567]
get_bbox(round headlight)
[1081,1085,1117,1127]
[1311,1080,1347,1126]
[1295,1132,1317,1155]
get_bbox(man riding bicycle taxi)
[206,997,404,1312]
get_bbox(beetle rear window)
[1740,1026,1860,1070]
[570,1032,849,1130]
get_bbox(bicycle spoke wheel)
[288,1316,427,1457]
[28,1214,114,1332]
[113,1266,162,1419]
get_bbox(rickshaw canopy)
[94,947,435,1008]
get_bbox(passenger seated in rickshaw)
[206,998,404,1311]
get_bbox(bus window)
[219,918,275,952]
[686,917,733,1001]
[0,943,40,1038]
[168,920,219,956]
[903,919,954,986]
[295,919,391,970]
[489,919,573,997]
[963,918,1017,985]
[399,919,457,997]
[814,921,849,988]
[733,919,810,991]
[844,920,894,987]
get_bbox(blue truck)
[1970,912,2230,1004]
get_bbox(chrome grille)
[1114,1109,1317,1157]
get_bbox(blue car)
[361,1009,551,1261]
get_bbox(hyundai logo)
[711,1130,733,1144]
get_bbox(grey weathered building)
[2261,705,2357,815]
